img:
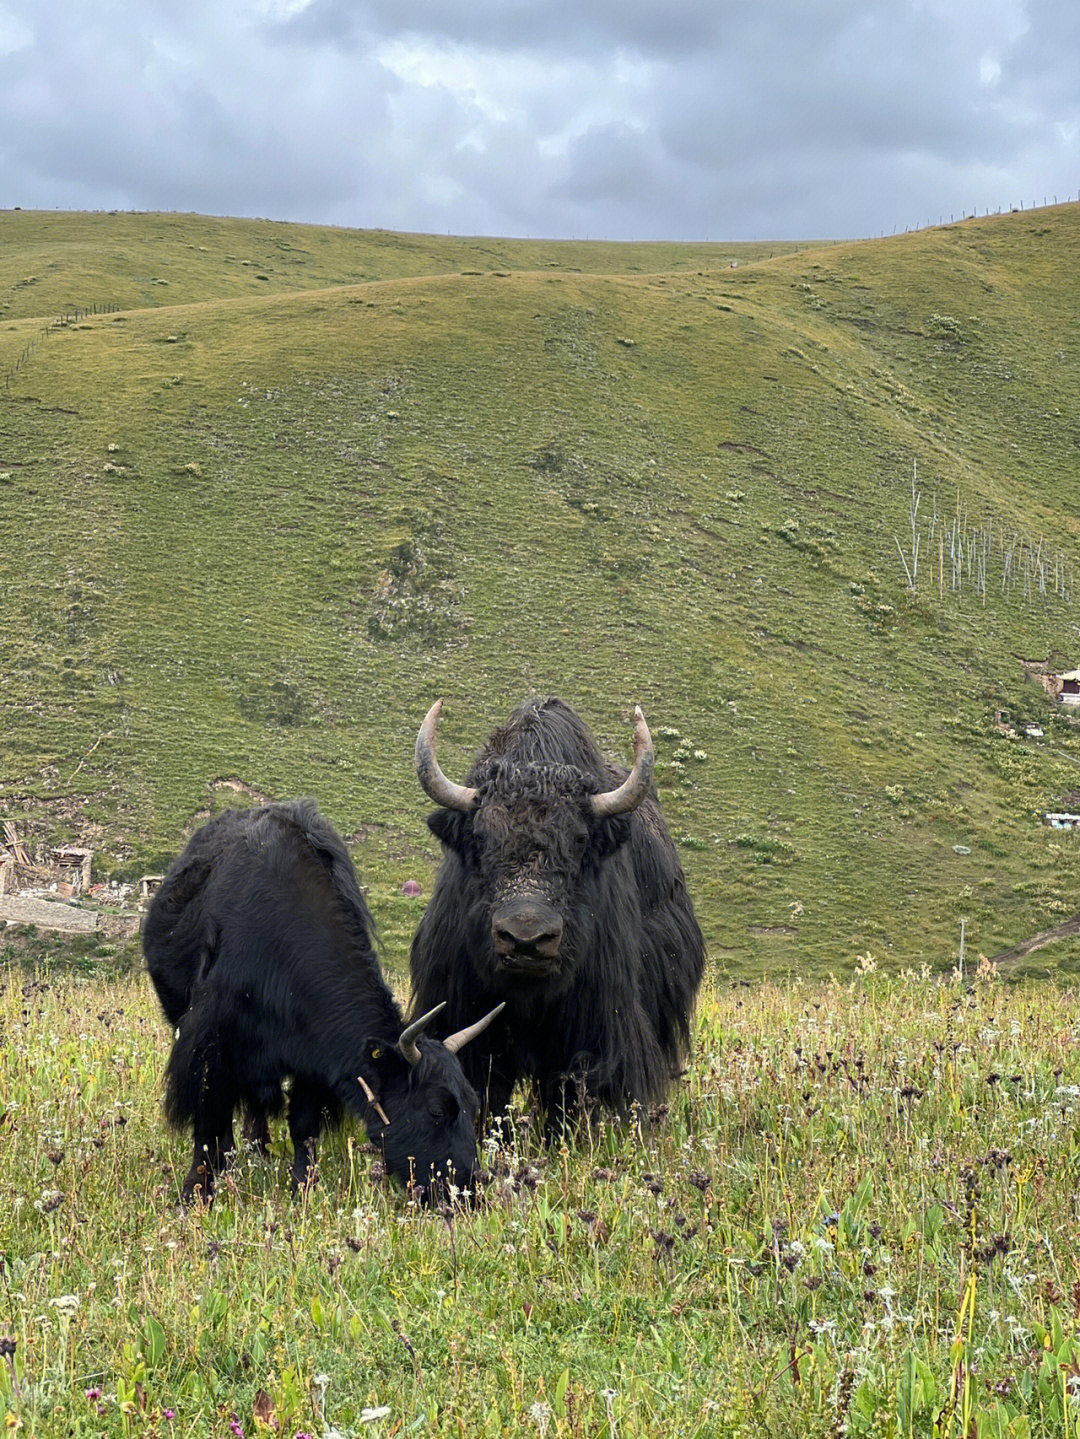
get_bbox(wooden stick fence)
[3,301,121,389]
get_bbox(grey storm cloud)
[0,0,1077,238]
[274,0,724,58]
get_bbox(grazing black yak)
[143,800,501,1200]
[409,697,705,1126]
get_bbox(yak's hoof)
[180,1167,215,1206]
[291,1165,319,1195]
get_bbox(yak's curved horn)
[398,1001,447,1067]
[590,706,655,819]
[443,1001,506,1055]
[416,699,478,812]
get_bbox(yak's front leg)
[242,1106,272,1155]
[287,1076,334,1191]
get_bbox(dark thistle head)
[359,1001,503,1201]
[416,699,654,982]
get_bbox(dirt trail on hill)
[991,913,1080,967]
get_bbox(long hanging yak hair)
[409,696,706,1125]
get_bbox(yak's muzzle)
[492,896,563,972]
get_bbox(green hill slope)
[0,209,807,322]
[3,206,1080,978]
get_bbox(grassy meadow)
[2,954,1080,1437]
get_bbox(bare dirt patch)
[0,894,99,934]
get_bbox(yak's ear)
[355,1042,404,1132]
[358,1039,403,1093]
[589,812,632,861]
[426,807,468,850]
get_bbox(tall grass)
[3,958,1080,1435]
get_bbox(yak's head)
[359,1001,503,1201]
[416,698,654,984]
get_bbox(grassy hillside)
[3,206,1080,978]
[0,210,807,323]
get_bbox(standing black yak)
[143,800,502,1201]
[409,697,705,1126]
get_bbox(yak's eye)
[430,1092,460,1124]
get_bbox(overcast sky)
[1,0,1077,241]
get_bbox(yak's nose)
[492,898,563,960]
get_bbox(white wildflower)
[530,1400,552,1436]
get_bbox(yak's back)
[144,801,376,1026]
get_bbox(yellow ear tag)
[370,1047,382,1060]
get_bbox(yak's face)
[363,1039,481,1201]
[428,761,629,984]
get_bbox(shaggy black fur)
[144,801,481,1201]
[409,698,706,1125]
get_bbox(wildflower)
[360,1408,391,1423]
[529,1401,552,1437]
[49,1294,79,1314]
[809,1318,837,1337]
[229,1420,244,1437]
[85,1388,102,1403]
[164,1411,176,1421]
